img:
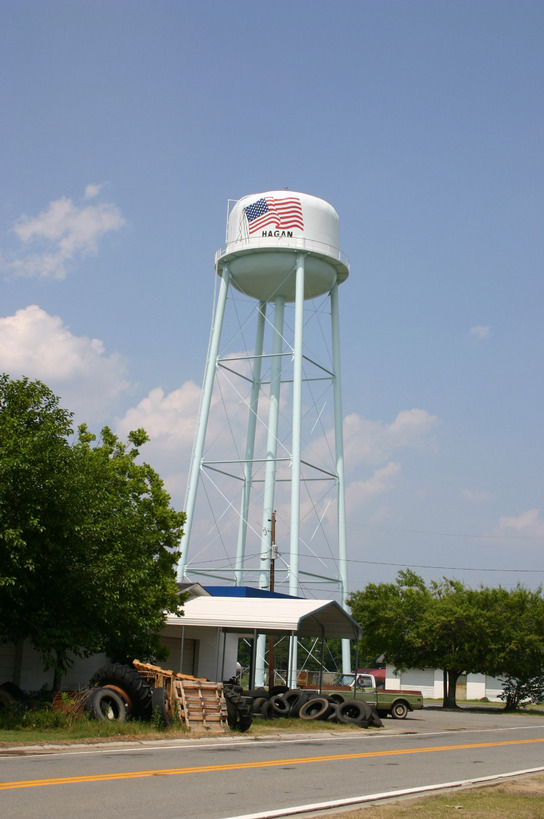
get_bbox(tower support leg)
[288,254,305,687]
[235,301,267,585]
[177,265,231,581]
[255,296,285,686]
[331,282,351,673]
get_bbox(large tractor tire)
[0,689,16,709]
[151,687,173,727]
[224,688,252,732]
[89,663,153,720]
[0,682,26,702]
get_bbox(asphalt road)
[1,708,543,818]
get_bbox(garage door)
[401,669,435,696]
[160,637,198,676]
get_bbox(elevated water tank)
[215,190,349,302]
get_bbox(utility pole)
[268,511,278,690]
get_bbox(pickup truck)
[319,673,424,719]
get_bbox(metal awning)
[165,597,362,640]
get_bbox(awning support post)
[249,630,258,690]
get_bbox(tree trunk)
[443,669,460,708]
[52,652,64,693]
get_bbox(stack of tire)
[243,685,383,728]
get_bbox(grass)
[317,775,544,817]
[0,710,369,746]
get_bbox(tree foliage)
[0,375,185,679]
[347,571,544,709]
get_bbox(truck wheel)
[391,700,409,719]
[86,687,126,722]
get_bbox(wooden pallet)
[173,679,228,732]
[132,660,228,732]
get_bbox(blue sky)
[1,0,543,596]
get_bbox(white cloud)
[469,325,491,340]
[114,383,203,506]
[7,188,126,279]
[346,462,401,510]
[0,305,130,423]
[84,183,102,199]
[115,383,201,452]
[498,509,544,537]
[342,408,440,471]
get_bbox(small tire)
[269,685,289,696]
[369,706,384,728]
[86,687,126,722]
[270,694,290,717]
[260,699,279,720]
[336,699,373,726]
[299,697,334,721]
[252,696,267,714]
[391,701,409,719]
[283,689,309,717]
[103,684,133,716]
[246,687,268,699]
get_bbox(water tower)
[177,191,351,682]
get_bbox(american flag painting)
[244,196,304,234]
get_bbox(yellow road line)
[2,736,544,791]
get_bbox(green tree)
[0,375,185,683]
[347,570,435,675]
[422,579,498,707]
[347,571,542,709]
[485,585,544,710]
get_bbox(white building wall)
[0,627,239,692]
[386,664,505,701]
[0,641,109,692]
[160,625,239,682]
